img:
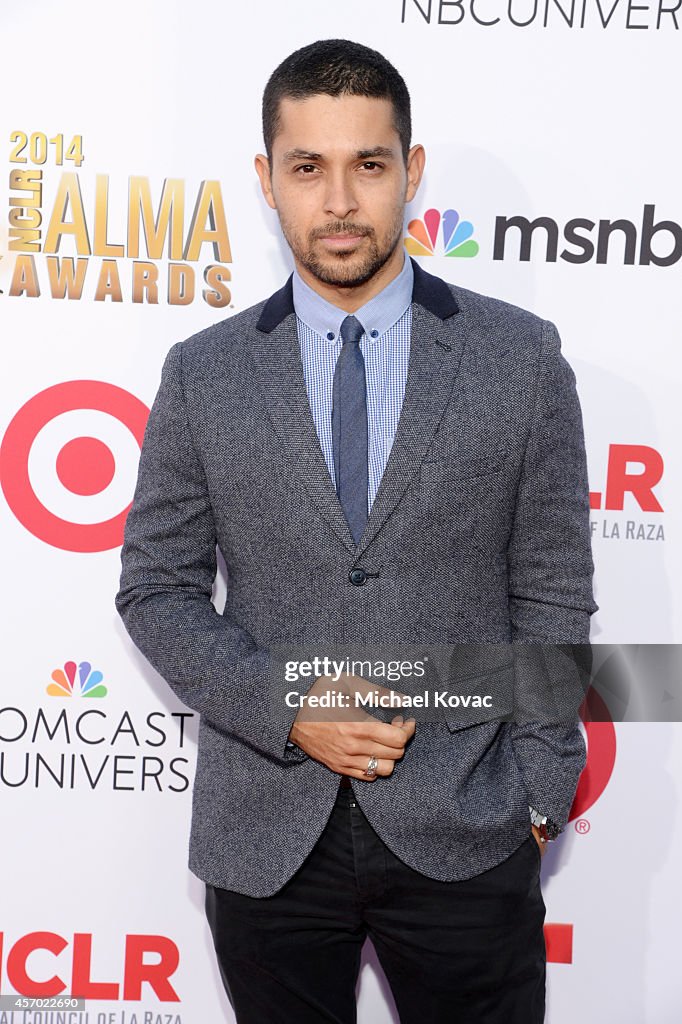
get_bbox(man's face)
[255,94,424,289]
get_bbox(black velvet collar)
[255,256,459,333]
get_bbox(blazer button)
[349,567,367,586]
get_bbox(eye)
[294,164,319,174]
[360,162,383,171]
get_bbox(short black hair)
[262,39,412,163]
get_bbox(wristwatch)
[529,805,562,842]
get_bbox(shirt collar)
[292,249,414,344]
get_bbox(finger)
[391,714,417,732]
[531,828,546,856]
[340,740,406,761]
[344,757,396,781]
[361,719,416,749]
[352,676,410,703]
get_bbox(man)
[115,38,598,1024]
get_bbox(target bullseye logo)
[0,381,149,552]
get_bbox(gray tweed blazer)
[115,259,598,897]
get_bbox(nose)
[323,170,359,220]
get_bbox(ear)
[404,144,426,204]
[254,153,277,211]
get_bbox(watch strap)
[529,805,562,840]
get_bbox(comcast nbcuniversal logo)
[0,659,191,794]
[405,208,479,258]
[46,659,108,698]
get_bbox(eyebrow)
[281,146,397,163]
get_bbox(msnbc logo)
[405,208,479,258]
[47,660,108,698]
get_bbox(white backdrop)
[1,2,680,1021]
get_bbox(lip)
[318,234,366,249]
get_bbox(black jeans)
[205,779,546,1023]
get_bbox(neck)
[293,245,406,313]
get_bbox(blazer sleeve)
[507,318,599,829]
[115,340,308,765]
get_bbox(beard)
[277,208,405,289]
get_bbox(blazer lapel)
[354,298,467,558]
[248,279,357,551]
[248,259,469,557]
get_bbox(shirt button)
[370,329,379,339]
[327,332,335,341]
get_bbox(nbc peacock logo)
[46,660,108,698]
[405,208,479,259]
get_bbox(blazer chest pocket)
[420,453,504,484]
[441,662,515,732]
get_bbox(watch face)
[544,820,562,841]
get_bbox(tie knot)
[340,315,364,345]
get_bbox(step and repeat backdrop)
[1,1,680,1022]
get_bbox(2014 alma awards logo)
[4,131,232,307]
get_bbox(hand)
[531,823,548,858]
[288,672,417,781]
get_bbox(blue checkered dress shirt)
[291,252,414,513]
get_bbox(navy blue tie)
[332,315,368,545]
